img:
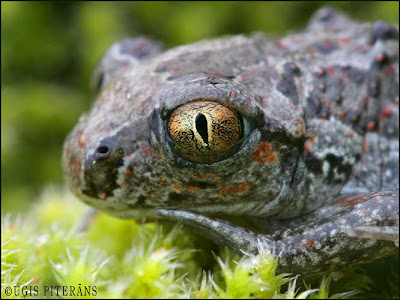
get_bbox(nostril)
[96,146,109,154]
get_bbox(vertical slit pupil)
[195,113,209,144]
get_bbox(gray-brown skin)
[63,7,399,278]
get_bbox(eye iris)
[168,101,242,163]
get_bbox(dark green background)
[1,1,399,212]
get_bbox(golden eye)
[168,101,243,163]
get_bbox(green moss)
[3,188,397,299]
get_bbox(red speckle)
[384,65,394,76]
[143,148,151,157]
[125,170,133,178]
[317,68,325,76]
[339,111,347,120]
[303,144,312,152]
[33,278,41,284]
[300,238,314,247]
[251,142,277,163]
[226,99,234,106]
[361,208,367,213]
[379,107,391,120]
[347,131,354,138]
[292,36,302,42]
[325,99,332,110]
[307,135,316,143]
[100,192,108,199]
[246,97,251,103]
[335,37,350,45]
[361,45,369,53]
[326,66,335,75]
[171,184,181,192]
[78,136,86,148]
[363,140,369,153]
[187,185,199,191]
[231,91,237,97]
[334,194,367,208]
[71,156,81,174]
[376,54,384,63]
[367,121,375,131]
[275,41,287,48]
[218,182,252,196]
[197,172,215,179]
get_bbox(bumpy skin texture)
[63,8,399,277]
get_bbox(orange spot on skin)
[367,121,375,131]
[335,37,350,45]
[325,99,332,110]
[334,194,367,208]
[379,107,391,120]
[172,184,181,192]
[254,204,263,211]
[304,144,312,152]
[143,148,151,157]
[376,54,384,63]
[226,99,234,106]
[325,66,335,75]
[197,172,216,179]
[252,142,277,163]
[363,140,369,153]
[187,185,200,191]
[384,65,394,76]
[300,238,315,247]
[275,41,287,48]
[339,111,347,120]
[78,136,86,148]
[71,157,81,174]
[218,182,252,196]
[125,170,133,178]
[347,131,354,138]
[307,135,316,144]
[296,119,306,137]
[118,182,124,189]
[159,178,167,186]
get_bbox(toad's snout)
[82,137,125,199]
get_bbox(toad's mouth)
[98,183,288,219]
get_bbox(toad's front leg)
[157,190,399,278]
